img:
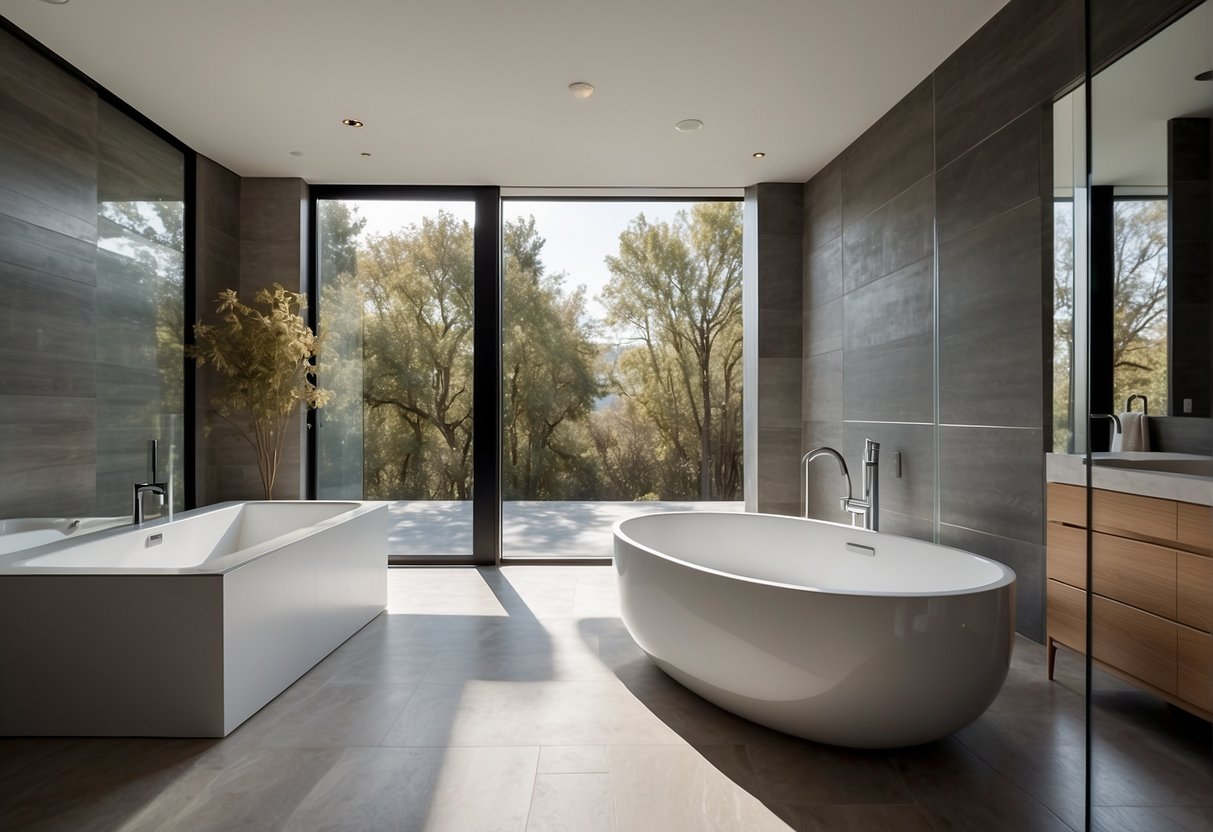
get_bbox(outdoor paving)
[388,500,745,559]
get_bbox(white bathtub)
[0,500,386,737]
[614,512,1015,749]
[0,516,129,556]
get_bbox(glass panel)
[317,199,476,557]
[501,200,744,559]
[95,101,185,519]
[1087,1,1213,826]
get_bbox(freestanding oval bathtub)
[614,512,1015,748]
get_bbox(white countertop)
[1046,452,1213,507]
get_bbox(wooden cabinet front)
[1046,483,1211,720]
[1178,626,1212,712]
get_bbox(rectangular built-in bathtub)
[0,500,387,737]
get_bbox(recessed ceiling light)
[360,152,372,158]
[1196,70,1212,81]
[341,118,364,128]
[568,81,594,99]
[752,152,767,159]
[674,119,703,132]
[289,150,303,157]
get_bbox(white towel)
[1111,412,1149,452]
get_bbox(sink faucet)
[801,439,880,531]
[843,439,880,532]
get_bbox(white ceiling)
[1090,0,1212,187]
[1,0,1011,188]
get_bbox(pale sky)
[343,198,706,329]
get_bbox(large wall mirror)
[1055,1,1212,454]
[1052,2,1212,827]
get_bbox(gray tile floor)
[0,566,1210,831]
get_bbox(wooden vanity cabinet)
[1046,482,1212,720]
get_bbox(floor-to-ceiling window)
[313,192,742,563]
[313,188,499,562]
[499,199,744,560]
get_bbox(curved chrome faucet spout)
[801,447,853,519]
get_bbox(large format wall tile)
[934,0,1082,167]
[803,161,842,253]
[842,175,934,294]
[758,358,803,430]
[802,350,842,425]
[1090,0,1199,69]
[936,108,1044,246]
[804,235,843,309]
[0,394,95,517]
[804,296,843,357]
[843,256,933,352]
[938,426,1044,545]
[938,200,1044,428]
[841,77,934,229]
[844,421,935,523]
[843,333,933,424]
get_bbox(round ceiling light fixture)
[37,0,70,5]
[568,81,594,99]
[674,119,704,132]
[360,152,372,158]
[289,150,303,157]
[341,118,364,128]
[1196,70,1212,81]
[752,151,767,159]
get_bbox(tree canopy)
[317,201,744,502]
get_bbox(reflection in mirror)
[1091,0,1212,428]
[1084,2,1213,828]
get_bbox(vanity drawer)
[1093,595,1178,695]
[1178,553,1213,632]
[1178,626,1212,713]
[1047,483,1087,527]
[1092,490,1177,543]
[1178,502,1213,553]
[1047,522,1086,589]
[1092,533,1176,619]
[1047,579,1086,651]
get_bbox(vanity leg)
[1047,637,1057,680]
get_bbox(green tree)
[502,216,600,499]
[1112,199,1168,414]
[601,202,743,499]
[359,212,476,499]
[319,200,366,280]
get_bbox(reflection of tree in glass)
[1053,203,1075,452]
[1112,199,1167,415]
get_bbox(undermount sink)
[1090,455,1213,477]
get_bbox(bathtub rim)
[614,510,1016,599]
[0,500,387,576]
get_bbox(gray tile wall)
[745,183,803,516]
[796,0,1202,643]
[798,0,1086,642]
[0,29,99,518]
[194,172,309,503]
